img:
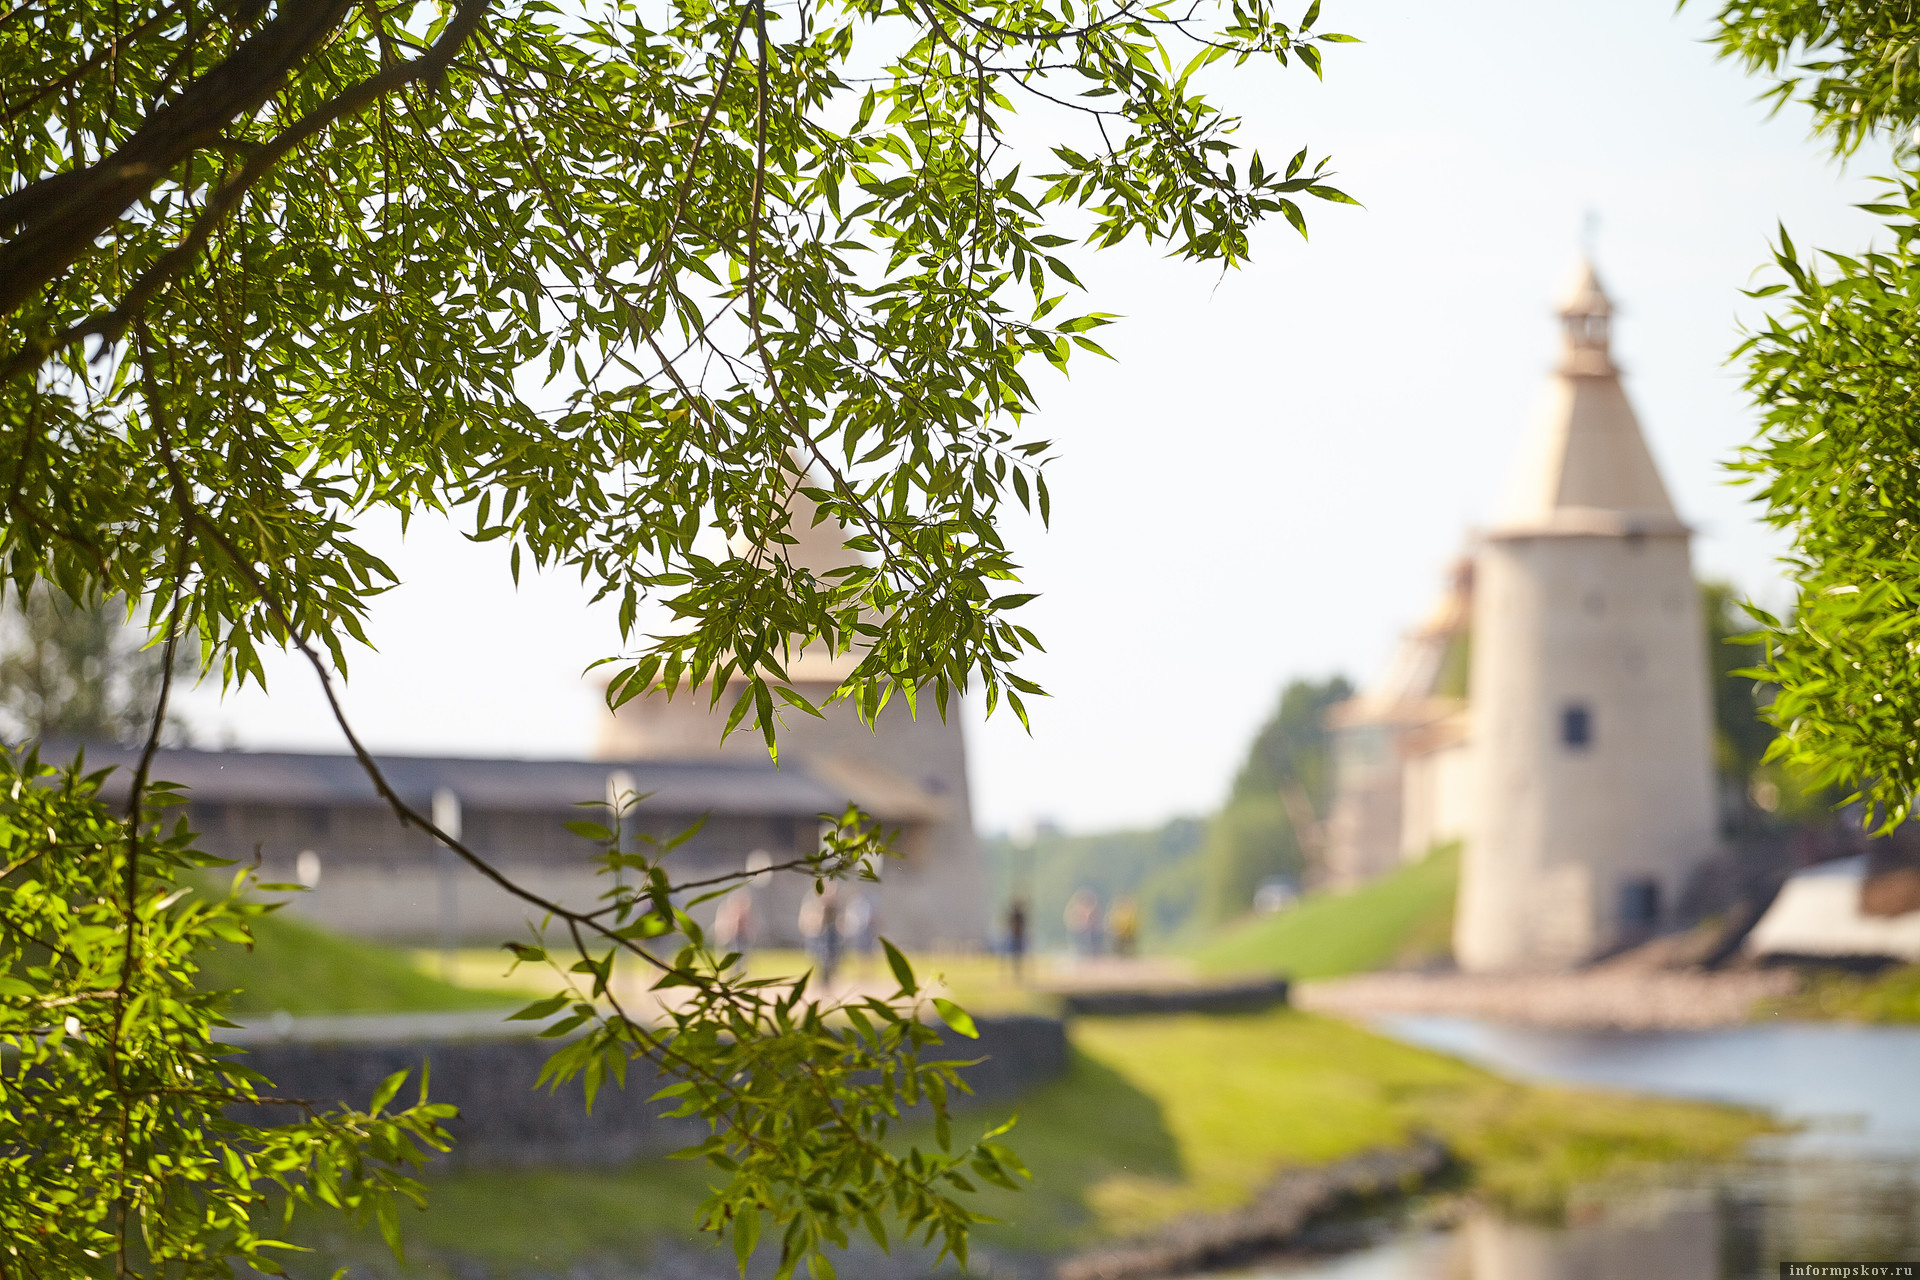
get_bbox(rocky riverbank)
[1054,1138,1453,1280]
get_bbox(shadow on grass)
[285,1046,1182,1275]
[956,1046,1184,1255]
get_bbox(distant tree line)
[0,586,192,746]
[982,676,1350,947]
[1198,675,1352,923]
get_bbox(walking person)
[800,885,844,990]
[1108,896,1139,959]
[1006,897,1028,983]
[1064,888,1099,957]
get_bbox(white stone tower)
[1454,262,1718,972]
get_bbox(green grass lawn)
[196,909,524,1015]
[311,1006,1770,1273]
[1759,963,1920,1023]
[1195,844,1459,979]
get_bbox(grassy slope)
[1195,844,1459,979]
[1760,964,1920,1023]
[197,910,522,1015]
[332,1008,1769,1271]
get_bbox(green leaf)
[880,937,918,995]
[508,994,571,1021]
[734,1207,762,1271]
[932,998,977,1038]
[369,1069,411,1115]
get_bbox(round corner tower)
[1455,262,1718,972]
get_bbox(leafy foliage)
[1,0,1354,743]
[1729,187,1920,823]
[500,806,1029,1277]
[1,0,1357,1268]
[1703,0,1920,156]
[0,748,452,1275]
[1703,0,1920,823]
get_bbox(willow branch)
[1,0,492,384]
[0,0,359,311]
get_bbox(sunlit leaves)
[1731,179,1920,825]
[1702,1,1920,822]
[1701,0,1920,156]
[497,795,1018,1278]
[2,0,1354,751]
[0,750,453,1276]
[1,0,1353,1269]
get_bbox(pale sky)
[177,0,1894,835]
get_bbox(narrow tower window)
[1619,878,1660,930]
[1561,703,1592,749]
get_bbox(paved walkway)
[1296,967,1798,1031]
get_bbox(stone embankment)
[228,1012,1068,1169]
[1049,977,1289,1017]
[1296,968,1796,1031]
[1054,1138,1452,1280]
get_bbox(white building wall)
[1324,721,1406,889]
[1401,737,1474,861]
[1458,530,1717,970]
[600,681,989,950]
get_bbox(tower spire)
[1496,258,1680,535]
[1557,258,1615,376]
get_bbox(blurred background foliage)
[0,585,194,746]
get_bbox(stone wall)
[236,1014,1067,1169]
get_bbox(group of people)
[1064,888,1139,957]
[1001,888,1140,981]
[712,881,875,987]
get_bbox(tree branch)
[3,0,493,371]
[0,0,359,314]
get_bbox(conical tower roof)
[1495,260,1684,538]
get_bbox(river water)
[1238,1018,1920,1280]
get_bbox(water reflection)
[1228,1020,1920,1280]
[1374,1017,1920,1151]
[1246,1162,1919,1279]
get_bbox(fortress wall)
[261,812,813,946]
[603,680,989,950]
[233,1014,1068,1168]
[1401,739,1473,861]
